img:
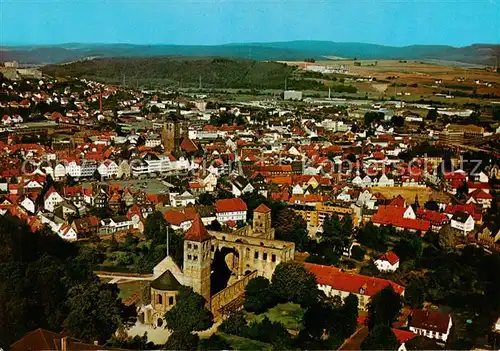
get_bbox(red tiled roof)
[416,208,449,225]
[215,198,247,213]
[392,328,417,344]
[254,203,271,213]
[468,188,493,200]
[304,262,405,297]
[378,251,400,265]
[390,195,406,207]
[184,214,211,242]
[410,309,451,334]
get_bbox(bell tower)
[183,214,212,302]
[253,203,273,239]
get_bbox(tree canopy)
[271,262,318,307]
[367,286,403,330]
[164,286,213,332]
[361,325,399,350]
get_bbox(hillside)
[2,41,499,65]
[42,57,337,90]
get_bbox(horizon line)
[1,40,498,49]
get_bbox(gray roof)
[151,270,181,291]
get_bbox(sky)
[0,0,499,47]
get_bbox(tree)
[356,223,390,252]
[244,276,276,313]
[426,108,438,122]
[164,286,213,332]
[438,225,456,252]
[361,324,399,350]
[424,200,439,211]
[198,192,215,206]
[144,211,169,244]
[351,245,366,261]
[393,234,423,261]
[391,115,405,127]
[199,334,233,350]
[302,301,335,341]
[219,311,247,336]
[271,262,318,306]
[275,208,309,251]
[64,282,135,343]
[405,279,426,308]
[342,294,359,338]
[320,214,352,256]
[364,111,384,126]
[164,330,199,350]
[367,286,402,330]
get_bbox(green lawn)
[219,333,272,351]
[117,281,142,300]
[245,303,304,330]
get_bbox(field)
[283,59,500,101]
[370,186,452,204]
[245,302,304,330]
[219,333,272,350]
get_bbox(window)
[187,243,192,249]
[254,252,259,259]
[193,255,198,261]
[157,294,163,304]
[188,254,192,260]
[211,245,215,252]
[263,253,268,260]
[169,296,174,305]
[272,254,276,262]
[194,244,198,250]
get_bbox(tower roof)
[254,203,271,213]
[151,270,181,291]
[184,214,211,242]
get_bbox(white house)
[375,251,400,272]
[201,172,217,192]
[378,173,395,187]
[54,163,66,180]
[169,191,196,207]
[44,187,64,212]
[66,160,81,178]
[409,309,452,343]
[58,224,78,241]
[98,159,118,179]
[20,196,36,214]
[215,198,248,224]
[450,212,474,235]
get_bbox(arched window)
[157,318,163,327]
[169,296,174,305]
[157,294,163,304]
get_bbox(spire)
[184,214,211,242]
[414,194,420,208]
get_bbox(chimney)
[61,336,67,351]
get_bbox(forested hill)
[2,41,499,65]
[43,57,332,90]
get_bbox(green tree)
[356,223,390,252]
[364,111,384,126]
[367,286,403,330]
[438,225,456,252]
[199,334,233,350]
[198,192,215,206]
[404,279,426,309]
[219,311,247,336]
[165,330,199,350]
[320,214,352,256]
[275,208,309,251]
[244,276,276,313]
[271,262,318,306]
[361,324,399,350]
[64,282,135,343]
[393,234,423,261]
[351,245,366,261]
[164,286,213,332]
[426,108,438,122]
[144,211,169,244]
[342,294,359,338]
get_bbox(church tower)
[183,214,212,302]
[253,203,273,239]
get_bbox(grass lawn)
[219,333,272,351]
[246,303,304,330]
[117,281,142,300]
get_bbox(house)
[393,328,417,351]
[466,189,493,209]
[375,251,400,272]
[170,191,196,207]
[100,216,132,235]
[44,187,64,212]
[57,223,78,241]
[304,262,404,311]
[450,211,475,235]
[409,309,452,343]
[20,195,37,214]
[215,198,248,224]
[71,216,99,238]
[231,175,254,197]
[10,328,123,351]
[201,172,217,192]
